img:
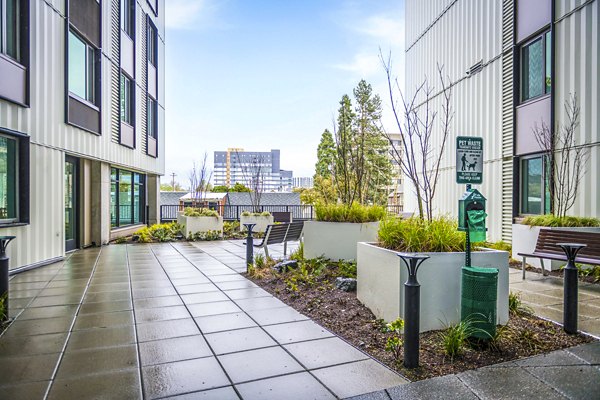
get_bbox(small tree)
[236,151,266,213]
[315,129,336,179]
[532,94,588,218]
[188,152,212,208]
[382,53,453,221]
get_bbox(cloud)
[333,52,381,77]
[358,15,405,46]
[166,0,227,30]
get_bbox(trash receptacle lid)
[462,266,499,275]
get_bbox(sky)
[164,0,405,188]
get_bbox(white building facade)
[405,0,599,242]
[0,0,165,271]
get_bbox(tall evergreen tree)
[314,129,336,179]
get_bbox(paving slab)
[284,337,369,369]
[139,334,212,366]
[164,386,240,399]
[263,320,335,344]
[218,346,304,383]
[386,375,478,400]
[235,372,335,400]
[205,326,277,355]
[524,365,600,399]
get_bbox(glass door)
[65,157,78,251]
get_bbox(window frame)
[520,154,551,216]
[110,167,146,228]
[519,30,551,104]
[120,71,134,126]
[0,0,20,62]
[147,20,157,67]
[0,127,29,227]
[122,0,135,39]
[147,95,157,139]
[68,29,98,106]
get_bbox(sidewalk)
[0,242,406,399]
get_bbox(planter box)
[304,221,379,261]
[512,224,600,270]
[240,215,274,233]
[357,242,509,332]
[177,214,223,237]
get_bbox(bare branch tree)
[381,51,453,220]
[532,93,588,217]
[188,152,213,208]
[236,151,266,213]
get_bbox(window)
[147,96,157,138]
[68,30,97,104]
[520,31,551,102]
[120,72,134,125]
[122,0,135,38]
[147,21,157,66]
[521,155,551,215]
[0,135,17,222]
[0,0,20,61]
[110,168,145,227]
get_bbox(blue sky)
[165,0,405,187]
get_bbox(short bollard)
[397,253,429,369]
[557,243,586,334]
[244,224,256,271]
[0,236,16,322]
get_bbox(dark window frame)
[519,29,551,104]
[147,95,157,139]
[120,71,134,126]
[110,167,146,228]
[0,126,29,228]
[67,28,99,106]
[520,153,551,216]
[0,0,30,107]
[146,0,158,17]
[146,18,157,67]
[122,0,135,39]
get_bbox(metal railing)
[160,204,315,223]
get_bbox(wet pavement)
[0,241,407,399]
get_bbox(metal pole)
[465,184,472,268]
[557,243,586,334]
[0,236,15,322]
[244,224,256,271]
[398,253,429,369]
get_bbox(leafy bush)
[187,230,221,241]
[114,236,128,244]
[560,263,600,283]
[439,314,491,360]
[135,223,182,243]
[223,221,245,240]
[315,202,386,223]
[379,216,465,252]
[522,214,600,227]
[284,257,327,292]
[337,260,357,279]
[290,242,304,261]
[241,211,272,217]
[384,318,405,362]
[183,207,219,217]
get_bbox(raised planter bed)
[357,242,509,332]
[512,224,600,270]
[240,215,274,233]
[177,214,223,237]
[304,221,379,261]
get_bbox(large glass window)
[120,72,134,125]
[122,0,135,38]
[1,0,20,61]
[68,30,96,104]
[147,96,157,138]
[147,21,157,66]
[110,168,145,227]
[0,135,17,222]
[521,156,551,215]
[521,31,551,102]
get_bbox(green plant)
[114,236,128,244]
[187,230,221,241]
[241,211,272,217]
[283,257,327,292]
[384,318,405,361]
[521,214,600,227]
[315,203,386,223]
[0,292,6,321]
[508,291,533,315]
[290,242,304,261]
[183,207,219,217]
[475,241,512,252]
[337,260,357,279]
[134,223,182,243]
[379,216,465,253]
[560,263,600,282]
[439,314,491,360]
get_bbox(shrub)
[475,241,512,252]
[134,223,181,243]
[187,230,221,241]
[379,216,465,253]
[315,202,386,223]
[223,221,245,240]
[522,214,600,227]
[290,242,304,261]
[183,207,219,217]
[241,211,272,217]
[337,260,357,279]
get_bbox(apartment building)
[0,0,165,271]
[405,0,599,241]
[292,177,314,189]
[213,149,294,192]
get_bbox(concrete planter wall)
[357,242,509,332]
[240,215,274,233]
[177,214,223,237]
[304,221,379,261]
[512,224,600,270]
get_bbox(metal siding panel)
[111,0,120,144]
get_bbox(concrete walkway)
[0,242,407,399]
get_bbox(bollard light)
[557,243,586,334]
[244,224,256,272]
[397,252,429,369]
[0,236,16,322]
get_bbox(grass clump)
[439,314,491,360]
[315,203,386,223]
[475,241,512,252]
[183,207,219,217]
[522,214,600,227]
[290,242,304,261]
[247,254,277,279]
[241,211,272,217]
[187,230,221,241]
[508,291,533,316]
[135,223,182,243]
[379,216,465,253]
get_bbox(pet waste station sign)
[456,136,483,184]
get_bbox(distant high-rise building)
[214,149,293,192]
[293,177,314,188]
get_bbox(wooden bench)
[253,221,304,259]
[518,229,600,279]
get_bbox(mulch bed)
[247,263,594,382]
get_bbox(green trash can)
[461,266,498,339]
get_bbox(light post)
[244,224,256,271]
[557,243,586,334]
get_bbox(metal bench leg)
[284,241,287,257]
[540,258,547,276]
[264,246,270,260]
[522,257,527,280]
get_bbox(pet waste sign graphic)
[456,136,483,184]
